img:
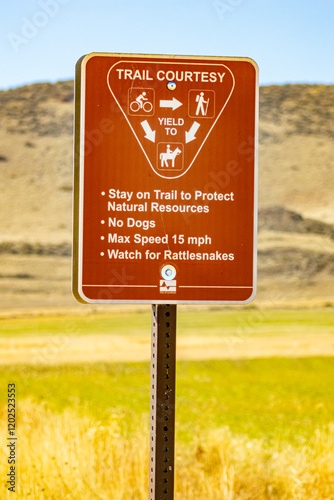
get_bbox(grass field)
[1,309,334,498]
[1,308,334,365]
[2,308,334,338]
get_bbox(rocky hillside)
[0,81,74,136]
[258,206,334,239]
[259,84,334,141]
[258,85,334,223]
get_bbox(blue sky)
[1,0,333,89]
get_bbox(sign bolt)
[167,81,176,91]
[161,264,177,281]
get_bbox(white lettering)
[108,249,142,260]
[185,71,193,82]
[133,69,142,79]
[109,218,124,228]
[134,234,169,246]
[127,218,155,230]
[116,68,227,83]
[194,191,234,201]
[108,189,133,201]
[108,233,130,243]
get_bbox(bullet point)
[101,191,105,196]
[100,252,104,256]
[101,236,105,240]
[101,220,105,224]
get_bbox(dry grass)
[2,401,334,499]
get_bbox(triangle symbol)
[107,60,235,179]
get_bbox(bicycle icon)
[128,88,155,116]
[130,92,153,112]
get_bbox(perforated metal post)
[149,304,177,500]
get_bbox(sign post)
[73,52,258,498]
[149,304,177,499]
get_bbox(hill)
[0,82,333,310]
[259,84,334,224]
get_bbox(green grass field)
[1,308,334,498]
[1,308,334,338]
[1,308,334,442]
[1,357,334,445]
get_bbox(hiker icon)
[159,144,182,168]
[188,90,215,118]
[195,92,209,116]
[128,88,155,116]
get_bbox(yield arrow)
[185,121,200,143]
[159,98,183,111]
[141,120,156,143]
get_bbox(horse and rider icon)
[158,143,183,170]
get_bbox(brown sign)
[73,53,258,304]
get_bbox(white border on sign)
[75,53,259,305]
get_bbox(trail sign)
[73,53,258,304]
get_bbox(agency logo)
[160,280,177,293]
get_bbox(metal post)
[149,304,177,500]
